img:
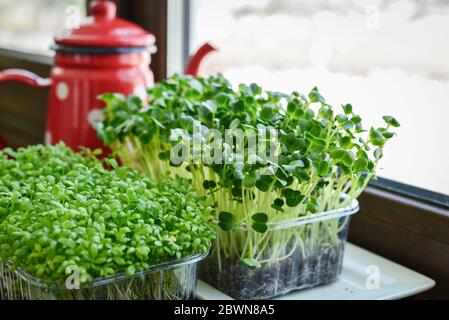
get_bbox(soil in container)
[200,242,345,300]
[199,211,355,300]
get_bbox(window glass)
[191,0,449,195]
[0,0,86,55]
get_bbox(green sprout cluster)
[0,144,214,287]
[96,74,399,267]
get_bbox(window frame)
[370,177,449,210]
[113,0,168,81]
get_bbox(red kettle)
[0,0,215,152]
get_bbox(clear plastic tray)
[199,199,359,300]
[0,253,205,300]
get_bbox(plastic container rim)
[235,195,359,231]
[5,252,207,289]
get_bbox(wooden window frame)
[0,48,51,148]
[113,0,168,82]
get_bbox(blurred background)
[191,0,449,196]
[4,0,446,195]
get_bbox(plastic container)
[199,199,359,300]
[0,253,205,300]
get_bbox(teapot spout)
[184,42,217,76]
[0,69,51,88]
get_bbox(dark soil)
[199,243,346,300]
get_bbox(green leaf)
[139,132,153,144]
[92,149,103,156]
[356,148,368,160]
[202,180,217,190]
[151,116,166,129]
[218,211,235,231]
[260,104,275,120]
[336,114,348,123]
[219,211,235,223]
[342,151,356,167]
[284,188,304,207]
[158,151,171,160]
[274,198,284,207]
[318,160,330,176]
[233,170,244,181]
[240,258,261,269]
[271,198,284,211]
[232,100,244,112]
[251,212,268,224]
[283,159,305,173]
[286,134,306,152]
[379,128,395,139]
[382,115,400,127]
[215,92,229,105]
[382,131,395,139]
[339,136,353,149]
[370,128,385,147]
[126,265,136,275]
[319,106,333,120]
[202,101,217,114]
[255,180,270,192]
[107,158,119,169]
[351,115,362,124]
[136,246,150,259]
[330,147,346,160]
[342,120,354,130]
[250,83,261,95]
[286,101,297,115]
[305,132,326,149]
[352,158,369,172]
[243,176,257,188]
[294,168,310,182]
[307,198,319,213]
[289,160,305,168]
[308,86,325,103]
[252,222,268,233]
[342,104,353,115]
[374,148,383,160]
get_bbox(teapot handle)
[0,69,51,88]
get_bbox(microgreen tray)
[199,199,359,300]
[0,253,205,300]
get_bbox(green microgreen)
[95,74,399,268]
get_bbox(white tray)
[196,243,435,300]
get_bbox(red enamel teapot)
[0,0,215,151]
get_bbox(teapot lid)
[54,0,155,48]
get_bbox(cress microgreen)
[0,144,214,286]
